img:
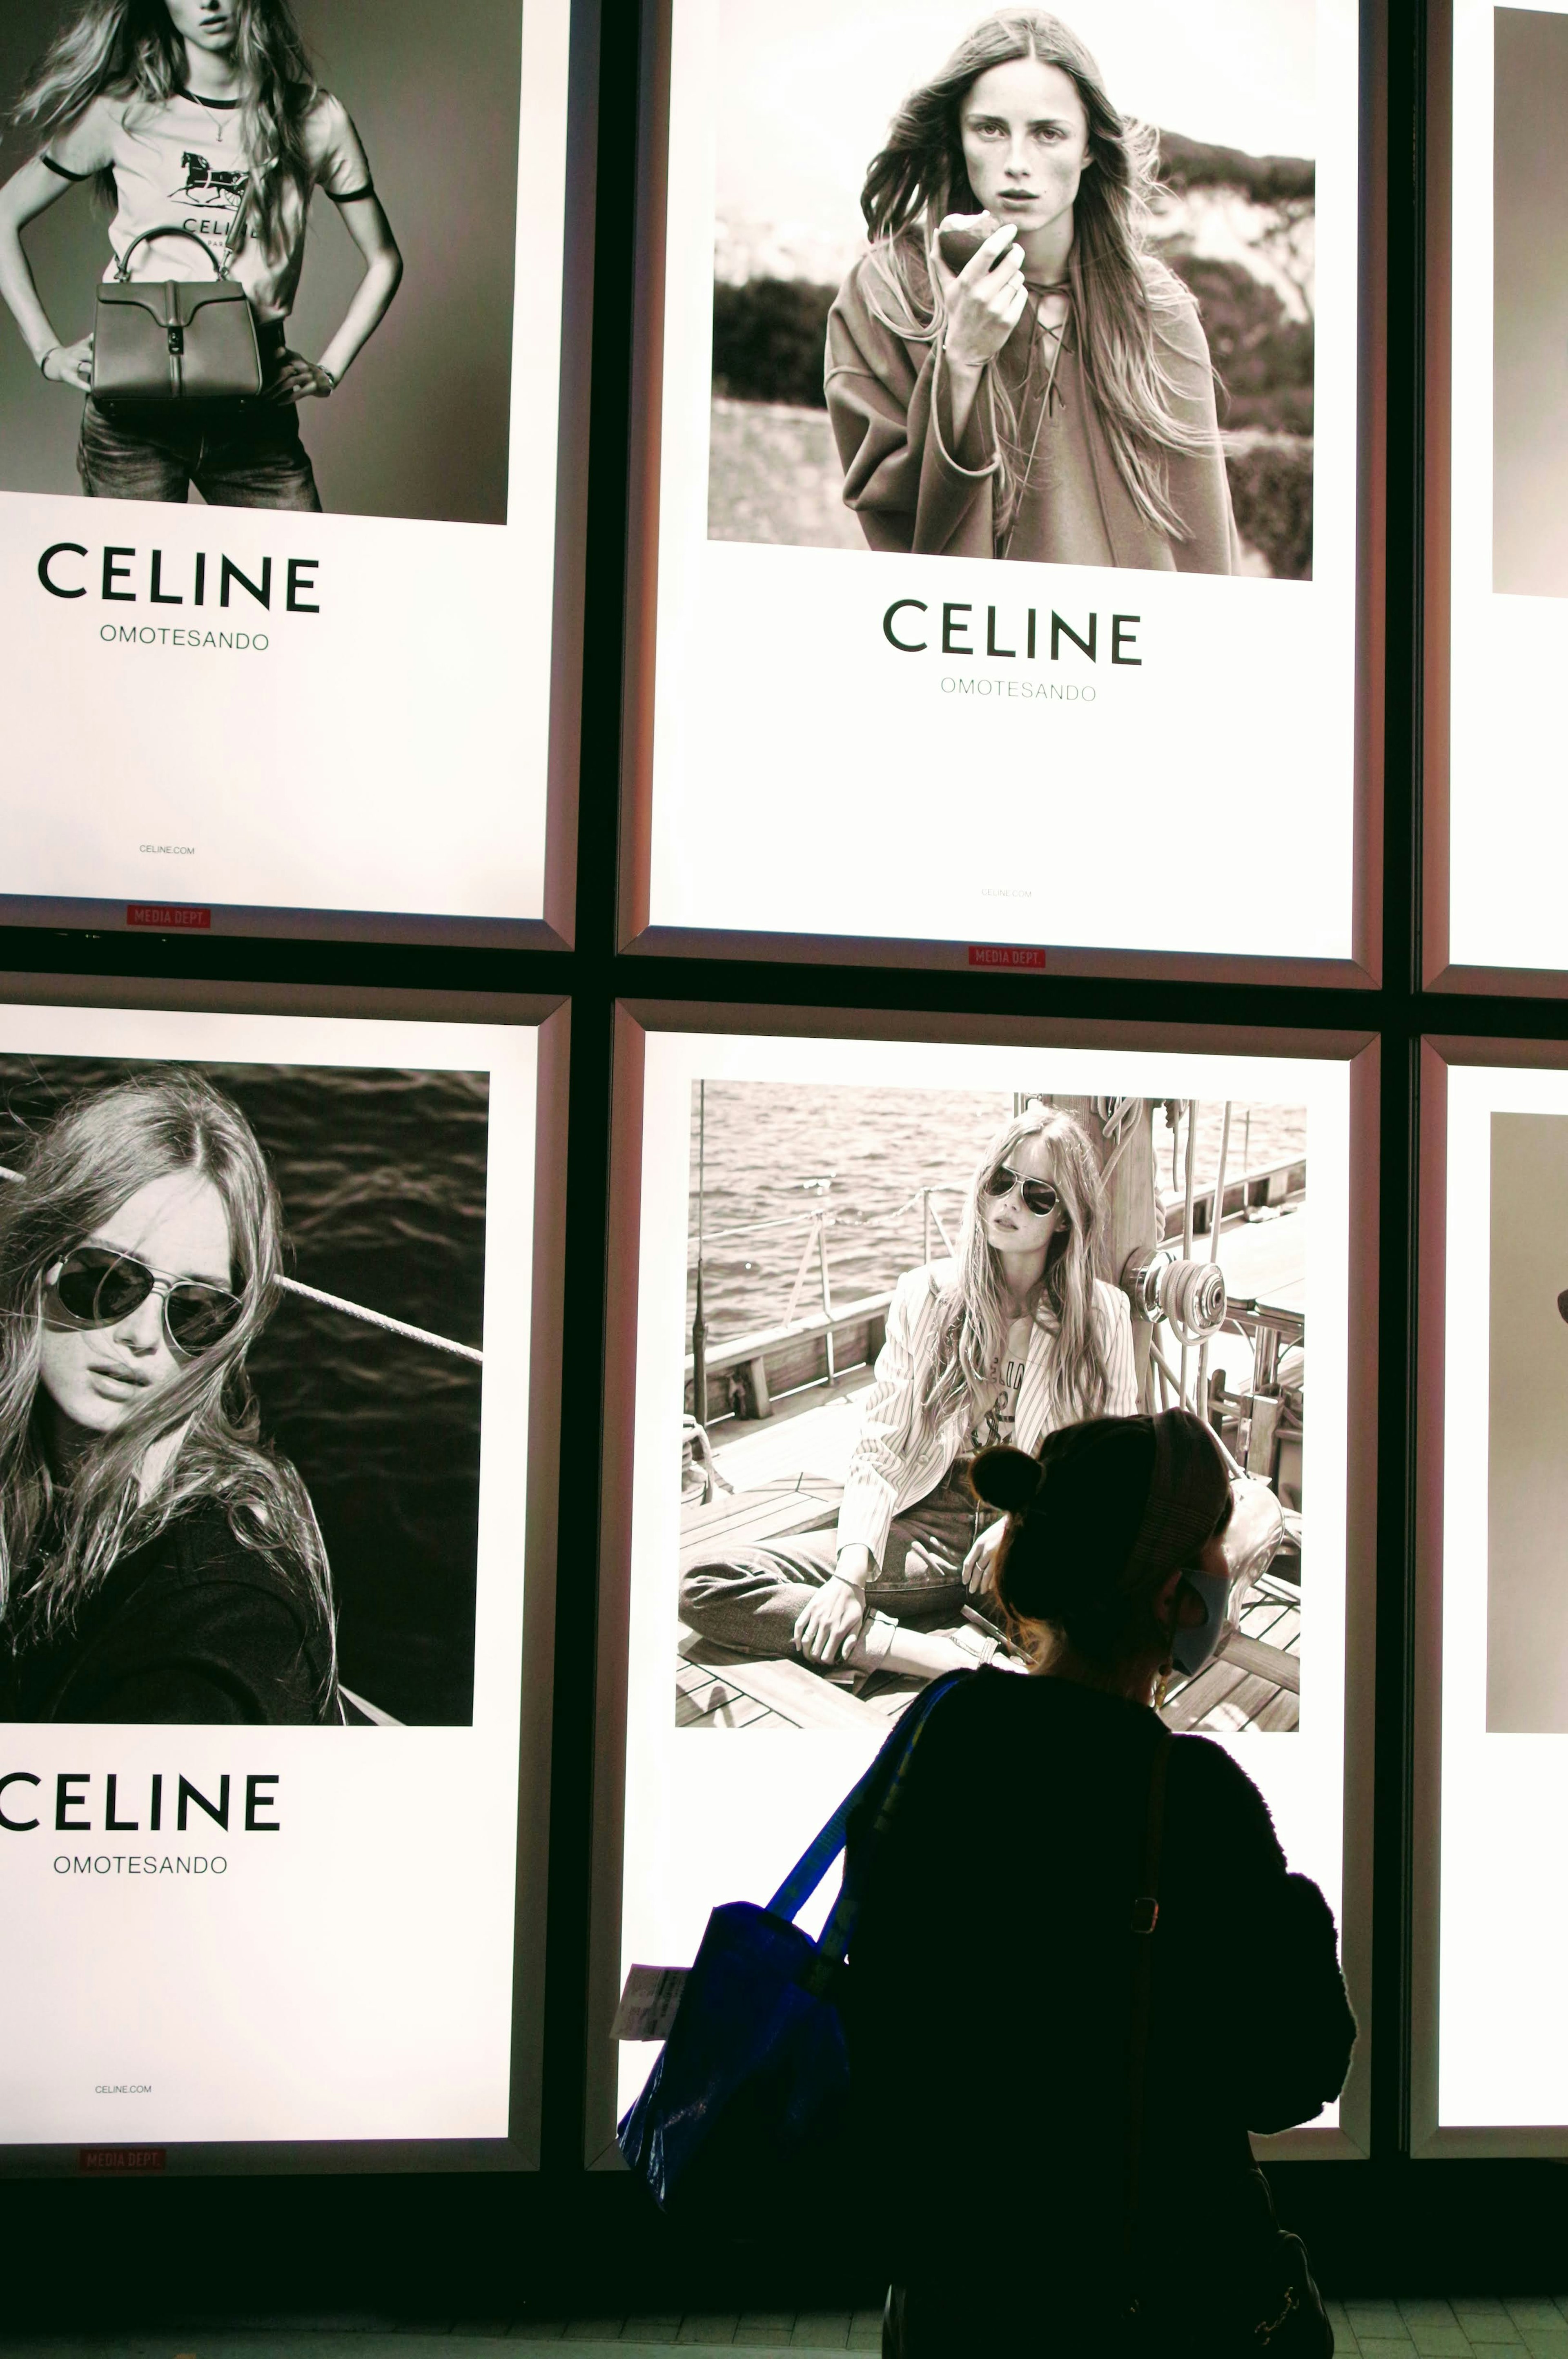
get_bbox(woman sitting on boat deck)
[0,1070,339,1724]
[824,9,1237,571]
[680,1103,1137,1684]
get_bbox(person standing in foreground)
[846,1410,1353,2355]
[826,9,1237,571]
[0,0,403,508]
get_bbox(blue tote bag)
[617,1670,969,2216]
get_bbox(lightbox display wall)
[14,0,1568,2256]
[1426,0,1568,990]
[0,980,566,2173]
[621,0,1383,979]
[589,1009,1378,2165]
[1414,1041,1568,2153]
[0,0,587,945]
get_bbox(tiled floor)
[4,2301,1568,2356]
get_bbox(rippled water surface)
[0,1059,486,1726]
[686,1083,1307,1346]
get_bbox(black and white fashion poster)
[1432,1067,1568,2129]
[614,1030,1354,2129]
[1444,2,1568,974]
[0,0,572,934]
[1486,1112,1568,1736]
[641,0,1362,960]
[0,1000,545,2150]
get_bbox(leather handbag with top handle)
[91,226,263,405]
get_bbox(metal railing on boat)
[685,1112,1304,1470]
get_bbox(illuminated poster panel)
[630,0,1373,972]
[0,990,561,2163]
[1416,1046,1568,2149]
[1434,2,1568,983]
[592,1017,1373,2156]
[0,1,580,943]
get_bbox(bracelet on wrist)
[37,345,58,376]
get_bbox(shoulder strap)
[1124,1724,1173,2303]
[766,1669,970,1931]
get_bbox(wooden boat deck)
[676,1479,1301,1737]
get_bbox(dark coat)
[843,1670,1354,2328]
[1,1501,337,1724]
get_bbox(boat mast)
[692,1081,708,1423]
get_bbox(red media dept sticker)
[79,2147,166,2175]
[126,905,211,931]
[968,945,1046,970]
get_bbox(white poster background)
[617,1031,1352,2123]
[1448,0,1568,974]
[646,0,1361,959]
[0,1003,537,2147]
[1438,1062,1568,2125]
[0,0,569,929]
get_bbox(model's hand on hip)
[267,348,334,404]
[43,335,92,390]
[962,1520,1006,1595]
[794,1570,868,1666]
[935,219,1026,370]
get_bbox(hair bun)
[969,1445,1045,1514]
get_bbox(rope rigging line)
[276,1276,483,1365]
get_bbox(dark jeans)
[78,333,321,510]
[680,1469,997,1658]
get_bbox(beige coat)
[825,248,1239,573]
[836,1260,1139,1567]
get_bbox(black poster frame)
[0,972,567,2180]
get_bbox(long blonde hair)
[916,1104,1116,1454]
[12,0,321,259]
[0,1070,333,1683]
[857,9,1215,543]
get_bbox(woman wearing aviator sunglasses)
[680,1103,1137,1687]
[0,1068,336,1724]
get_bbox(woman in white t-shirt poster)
[679,1103,1138,1690]
[0,0,403,508]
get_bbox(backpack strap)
[1125,1724,1173,2310]
[766,1670,970,1931]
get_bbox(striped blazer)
[837,1259,1139,1566]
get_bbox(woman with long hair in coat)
[826,9,1237,571]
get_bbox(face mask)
[1168,1476,1286,1677]
[1169,1567,1237,1677]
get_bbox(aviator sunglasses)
[46,1245,244,1358]
[984,1164,1063,1219]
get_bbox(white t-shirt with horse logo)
[44,88,373,320]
